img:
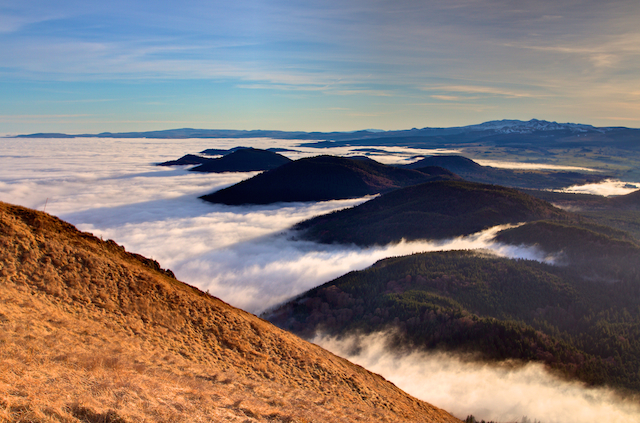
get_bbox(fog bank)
[557,179,640,197]
[0,137,556,313]
[315,331,640,423]
[75,214,552,313]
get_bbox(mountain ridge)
[201,155,458,205]
[294,180,571,246]
[11,119,634,140]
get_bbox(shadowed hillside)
[157,153,214,166]
[295,180,570,246]
[401,155,606,190]
[0,201,460,423]
[158,148,291,172]
[201,155,457,205]
[190,148,292,172]
[494,220,640,282]
[519,189,640,242]
[266,249,640,392]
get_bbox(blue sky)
[1,0,639,133]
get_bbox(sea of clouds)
[1,136,638,421]
[315,331,640,423]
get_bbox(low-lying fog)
[315,331,640,423]
[0,137,555,313]
[558,178,640,196]
[1,137,637,421]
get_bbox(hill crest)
[295,180,570,246]
[201,155,457,205]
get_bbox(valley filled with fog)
[2,137,639,422]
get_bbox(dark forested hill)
[516,188,640,242]
[265,250,640,392]
[157,153,214,166]
[189,148,292,172]
[403,156,485,174]
[201,155,457,205]
[295,180,570,246]
[157,147,292,172]
[495,220,640,280]
[401,155,606,189]
[609,189,640,209]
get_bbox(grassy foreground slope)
[0,201,460,423]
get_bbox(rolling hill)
[158,148,291,172]
[519,188,640,241]
[189,148,292,172]
[0,201,461,423]
[201,155,458,205]
[157,153,213,166]
[265,249,640,392]
[294,180,570,246]
[401,155,606,190]
[494,220,640,281]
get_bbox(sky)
[1,0,640,134]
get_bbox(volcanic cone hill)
[158,148,292,172]
[403,155,484,174]
[190,148,292,172]
[0,201,460,423]
[295,180,571,246]
[157,153,214,166]
[201,155,458,205]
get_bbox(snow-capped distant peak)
[464,119,601,134]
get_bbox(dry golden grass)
[0,201,461,423]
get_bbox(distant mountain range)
[12,119,637,142]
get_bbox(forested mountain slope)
[401,155,606,189]
[266,250,640,392]
[201,155,457,205]
[158,148,292,172]
[295,180,570,246]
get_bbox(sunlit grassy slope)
[0,201,460,423]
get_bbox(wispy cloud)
[430,95,463,101]
[424,84,545,99]
[333,89,392,97]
